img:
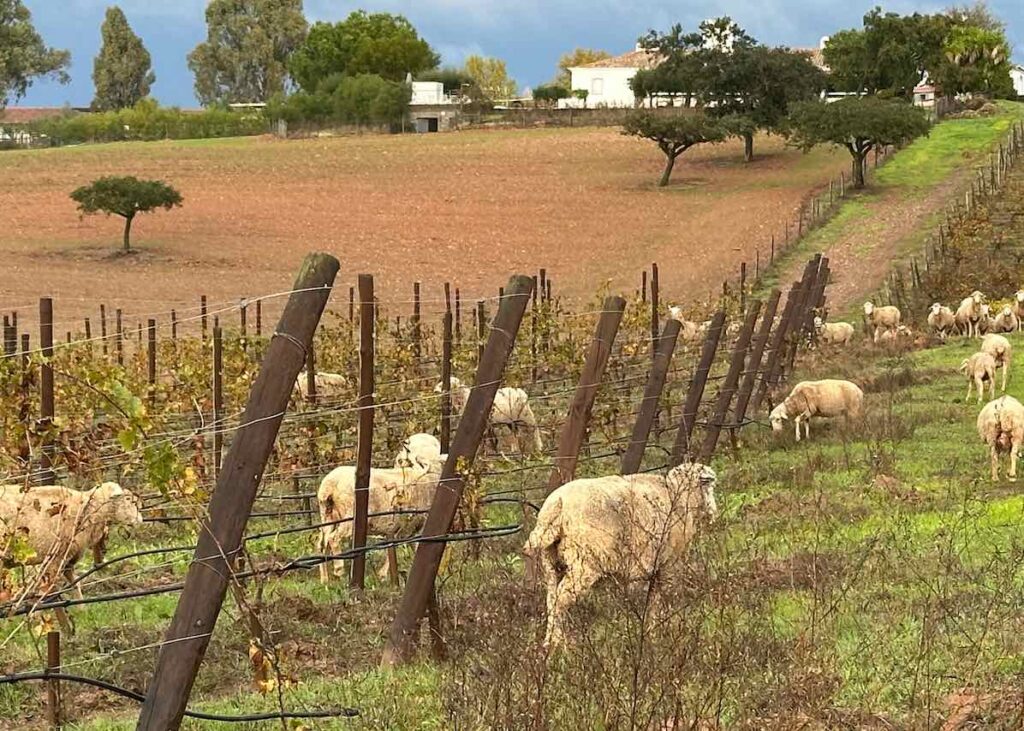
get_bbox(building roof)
[0,106,73,124]
[574,49,661,71]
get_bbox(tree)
[533,83,569,107]
[187,0,307,106]
[91,7,155,111]
[0,0,70,109]
[71,177,183,253]
[289,11,437,93]
[622,111,727,187]
[785,97,930,188]
[935,22,1013,96]
[418,66,474,94]
[331,74,411,127]
[463,55,517,102]
[555,48,610,88]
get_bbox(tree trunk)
[851,151,868,189]
[744,132,754,163]
[123,215,134,253]
[659,153,677,187]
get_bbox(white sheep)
[394,433,442,471]
[295,371,348,401]
[813,316,855,346]
[927,303,956,340]
[863,302,901,343]
[977,303,994,335]
[981,333,1012,392]
[316,458,444,584]
[992,305,1019,334]
[960,352,997,404]
[769,379,864,441]
[436,377,543,455]
[955,291,985,337]
[524,463,718,648]
[977,395,1024,481]
[667,306,701,342]
[877,324,914,346]
[1013,290,1024,331]
[0,482,143,595]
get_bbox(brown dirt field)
[0,128,846,327]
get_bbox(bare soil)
[0,129,846,329]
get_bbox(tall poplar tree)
[92,6,155,110]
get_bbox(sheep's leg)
[990,376,996,401]
[544,566,599,649]
[1010,441,1020,482]
[991,445,1000,481]
[55,607,75,636]
[794,416,802,442]
[318,530,331,585]
[966,378,974,402]
[1003,362,1009,393]
[64,566,83,601]
[804,419,811,440]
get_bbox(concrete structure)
[409,80,462,132]
[913,83,939,109]
[563,47,660,109]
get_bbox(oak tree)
[71,177,183,253]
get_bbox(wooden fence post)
[351,274,376,591]
[39,297,55,485]
[46,630,61,730]
[382,274,534,667]
[752,286,802,414]
[212,324,223,477]
[200,296,208,343]
[476,301,486,366]
[147,319,157,407]
[413,282,422,360]
[731,289,782,442]
[440,311,453,454]
[171,310,178,343]
[99,305,108,357]
[136,253,339,730]
[621,318,681,474]
[740,262,747,313]
[114,309,123,366]
[455,288,462,345]
[670,310,726,465]
[650,263,659,364]
[697,301,761,462]
[547,296,627,490]
[641,270,648,303]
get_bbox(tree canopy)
[289,11,438,93]
[622,111,727,187]
[0,0,70,109]
[71,176,183,252]
[463,55,517,102]
[555,48,610,88]
[92,6,155,111]
[786,97,930,188]
[187,0,307,106]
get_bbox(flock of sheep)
[4,288,1023,648]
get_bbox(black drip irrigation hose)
[0,672,359,722]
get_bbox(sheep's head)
[1016,290,1024,304]
[1002,305,1014,318]
[813,316,824,330]
[863,302,875,316]
[668,305,683,321]
[971,291,985,304]
[666,463,718,521]
[769,403,789,432]
[94,483,144,526]
[930,302,943,315]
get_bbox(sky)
[17,0,1024,108]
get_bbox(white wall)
[569,67,640,108]
[1012,67,1024,98]
[411,81,447,106]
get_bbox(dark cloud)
[19,0,1024,106]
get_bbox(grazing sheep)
[524,463,718,648]
[960,352,998,404]
[1013,290,1024,331]
[295,371,348,401]
[927,303,956,340]
[877,324,913,346]
[317,458,444,584]
[976,395,1024,481]
[436,377,543,455]
[955,291,986,337]
[0,482,144,594]
[981,334,1012,392]
[394,433,442,471]
[992,305,1019,334]
[863,302,901,343]
[769,379,864,442]
[667,306,701,342]
[813,316,855,346]
[977,303,994,335]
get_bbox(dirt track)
[0,128,846,328]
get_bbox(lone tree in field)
[71,177,182,253]
[785,97,930,189]
[623,111,727,187]
[92,6,155,110]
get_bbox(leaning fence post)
[136,253,338,730]
[547,296,627,490]
[697,301,761,462]
[621,318,681,474]
[39,297,55,485]
[351,274,376,591]
[46,629,61,730]
[670,310,726,465]
[731,289,782,442]
[212,324,223,477]
[751,285,800,415]
[650,263,659,364]
[382,275,534,668]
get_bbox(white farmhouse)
[564,46,660,109]
[1012,65,1024,99]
